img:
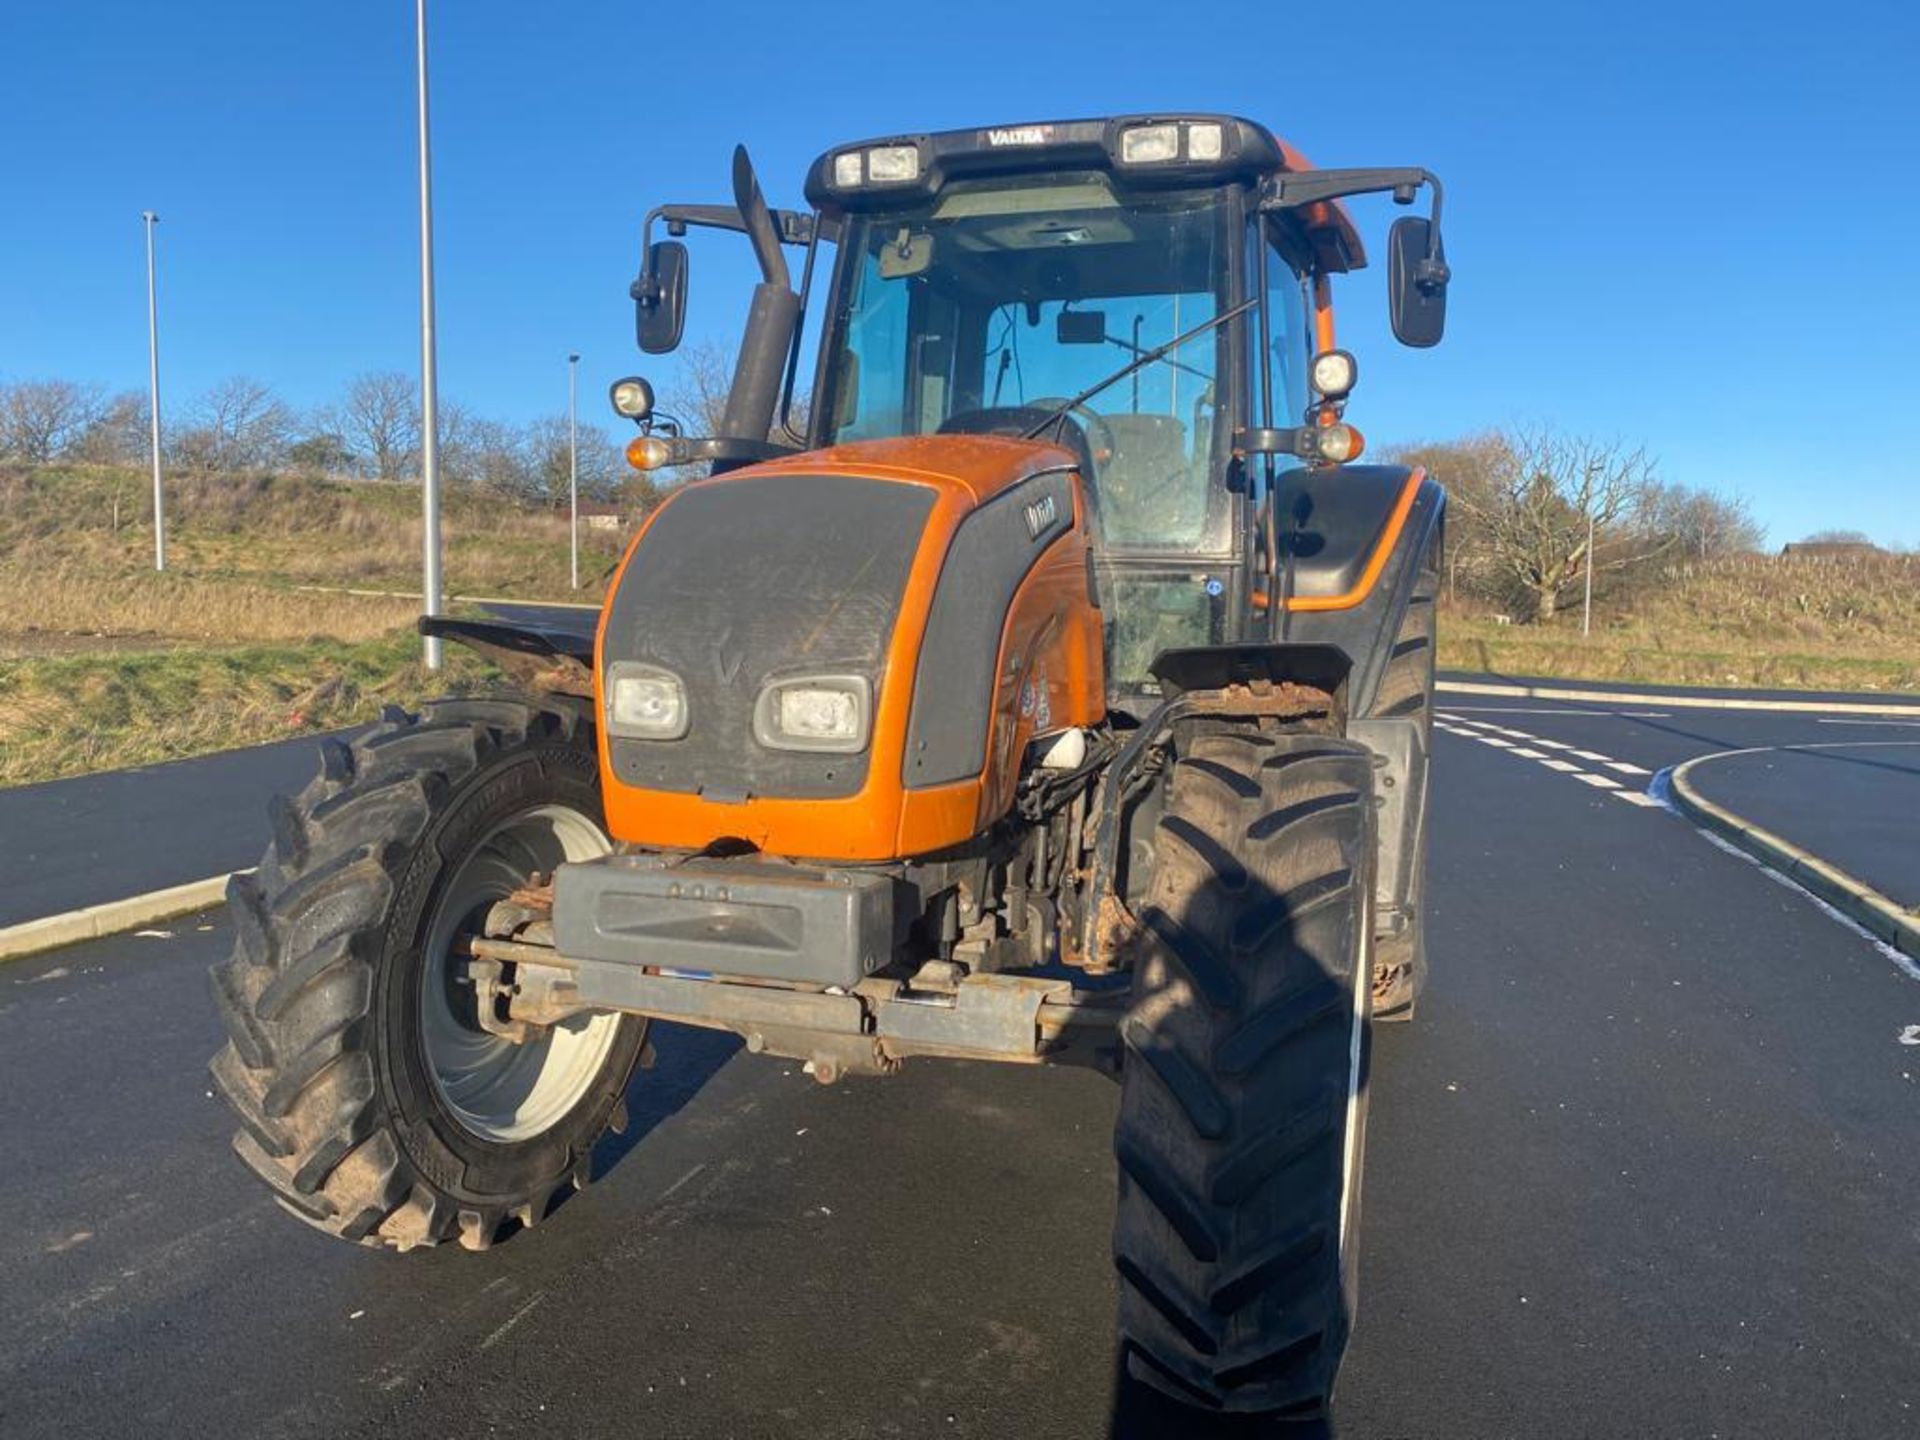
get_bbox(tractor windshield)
[817,172,1230,551]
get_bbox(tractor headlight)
[754,674,871,753]
[605,663,689,740]
[1309,349,1358,399]
[833,152,863,187]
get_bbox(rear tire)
[1113,728,1375,1419]
[207,695,646,1251]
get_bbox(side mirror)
[633,240,689,355]
[1387,216,1448,348]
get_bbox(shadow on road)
[595,1021,741,1176]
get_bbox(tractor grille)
[601,473,937,801]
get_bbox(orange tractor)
[211,115,1449,1419]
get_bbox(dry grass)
[1441,553,1920,693]
[0,560,419,656]
[0,462,627,600]
[0,631,495,785]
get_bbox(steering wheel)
[1025,398,1118,471]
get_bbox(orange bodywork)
[593,435,1107,863]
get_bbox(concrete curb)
[0,871,246,964]
[1667,753,1920,961]
[1437,679,1920,716]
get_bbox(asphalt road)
[1683,742,1920,908]
[6,688,1920,1438]
[0,732,342,927]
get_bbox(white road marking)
[1437,716,1668,813]
[1438,706,1672,718]
[1817,718,1920,728]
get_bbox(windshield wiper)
[1020,296,1257,441]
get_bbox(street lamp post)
[142,211,166,572]
[414,0,445,669]
[568,352,580,590]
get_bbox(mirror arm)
[1262,166,1447,275]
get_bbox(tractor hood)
[593,435,1106,861]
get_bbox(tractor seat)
[1095,413,1205,545]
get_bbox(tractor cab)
[612,115,1448,693]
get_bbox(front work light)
[1309,350,1358,399]
[609,376,655,421]
[606,663,689,740]
[865,146,920,183]
[1119,124,1180,164]
[1186,122,1224,161]
[754,674,872,753]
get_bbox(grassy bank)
[1438,552,1920,694]
[0,462,598,784]
[0,631,497,785]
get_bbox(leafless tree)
[332,370,420,481]
[1643,483,1766,560]
[171,376,293,472]
[1384,431,1514,605]
[0,378,106,460]
[523,414,622,505]
[69,390,151,466]
[1452,429,1666,623]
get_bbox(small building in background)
[577,501,625,534]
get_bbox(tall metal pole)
[415,0,444,669]
[1582,506,1595,637]
[568,352,580,590]
[142,211,166,572]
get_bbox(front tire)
[208,696,646,1251]
[1113,728,1375,1419]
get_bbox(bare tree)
[523,414,622,504]
[458,416,536,498]
[0,378,106,461]
[660,339,736,438]
[69,390,151,466]
[1643,483,1765,559]
[332,370,420,481]
[171,376,293,472]
[1454,429,1665,623]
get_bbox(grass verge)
[0,629,495,785]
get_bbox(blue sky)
[2,0,1915,546]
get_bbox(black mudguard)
[418,613,599,697]
[1274,464,1445,976]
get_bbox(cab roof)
[803,114,1366,272]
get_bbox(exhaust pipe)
[720,145,802,444]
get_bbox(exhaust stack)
[720,145,802,444]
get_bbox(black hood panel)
[602,473,936,801]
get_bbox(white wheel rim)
[420,803,621,1143]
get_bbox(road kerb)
[1667,755,1920,961]
[1437,679,1920,716]
[0,871,247,964]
